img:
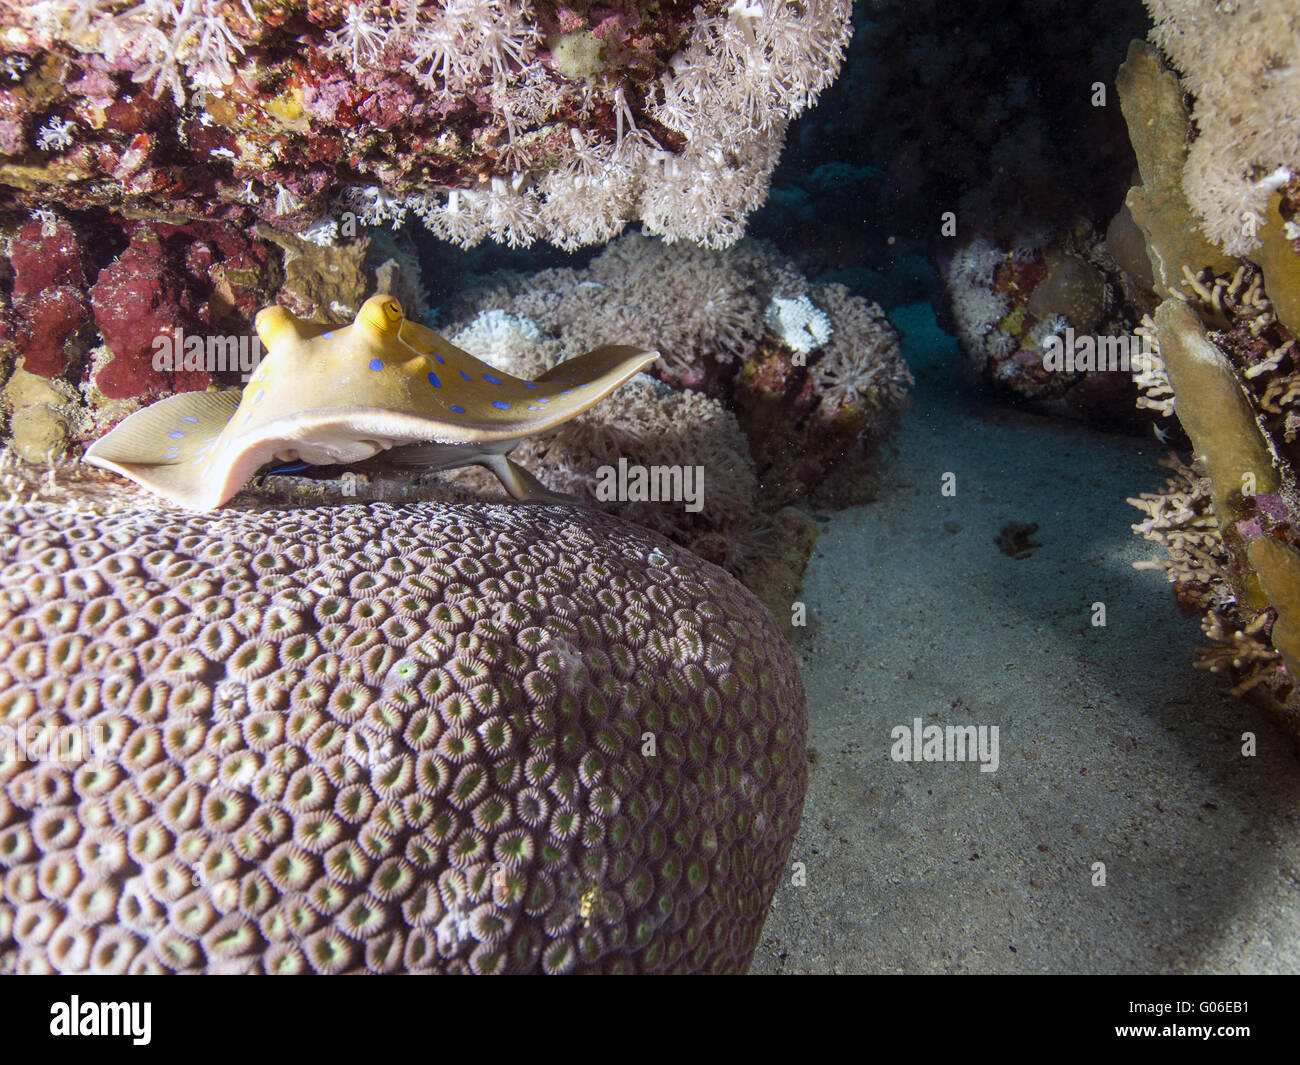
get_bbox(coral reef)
[254,224,372,327]
[0,207,285,460]
[2,214,93,380]
[941,227,1150,423]
[1144,0,1300,258]
[1115,39,1238,299]
[86,217,277,401]
[447,232,912,509]
[0,1,851,250]
[0,487,807,974]
[1115,29,1300,734]
[1130,294,1300,736]
[1129,455,1295,724]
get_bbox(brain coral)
[0,496,806,974]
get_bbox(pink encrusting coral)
[0,1,852,250]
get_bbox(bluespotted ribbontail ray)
[83,294,659,509]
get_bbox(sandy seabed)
[752,304,1300,975]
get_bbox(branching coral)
[1127,281,1300,731]
[1128,456,1297,700]
[1129,455,1228,617]
[1197,608,1285,697]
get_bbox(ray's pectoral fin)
[84,390,240,467]
[82,390,242,505]
[535,345,660,388]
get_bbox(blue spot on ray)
[483,374,502,385]
[433,351,444,364]
[427,371,441,388]
[450,405,465,413]
[523,382,537,389]
[491,400,510,410]
[167,430,184,439]
[322,331,335,339]
[179,416,198,422]
[368,358,383,371]
[458,370,471,382]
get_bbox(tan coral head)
[83,294,658,509]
